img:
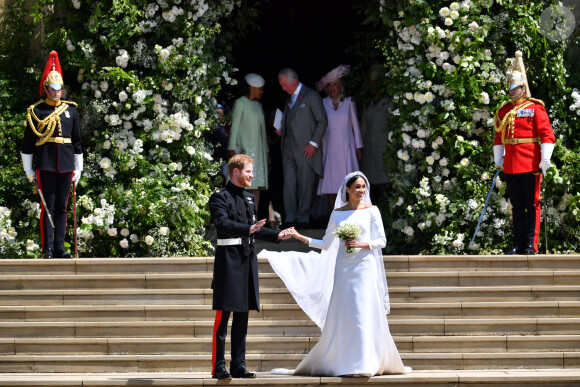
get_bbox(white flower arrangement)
[334,223,362,253]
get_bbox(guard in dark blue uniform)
[209,154,292,380]
[20,51,83,259]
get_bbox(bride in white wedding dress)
[260,172,409,377]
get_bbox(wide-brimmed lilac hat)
[315,64,351,92]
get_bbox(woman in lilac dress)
[315,65,363,206]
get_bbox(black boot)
[42,249,54,259]
[231,366,256,379]
[213,365,232,380]
[522,246,536,255]
[54,249,73,258]
[505,247,520,255]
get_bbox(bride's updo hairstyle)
[345,174,365,202]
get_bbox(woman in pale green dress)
[228,73,269,209]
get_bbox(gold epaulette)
[493,100,512,132]
[27,100,44,114]
[528,97,544,107]
[61,100,78,108]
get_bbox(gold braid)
[26,100,73,146]
[494,100,535,145]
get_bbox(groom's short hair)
[228,154,253,176]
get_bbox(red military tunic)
[494,98,555,173]
[493,98,555,253]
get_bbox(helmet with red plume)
[39,51,64,97]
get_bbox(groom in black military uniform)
[21,51,83,259]
[209,154,292,380]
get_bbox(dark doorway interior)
[229,0,363,112]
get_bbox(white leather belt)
[217,238,242,246]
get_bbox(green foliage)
[372,0,580,254]
[1,0,246,257]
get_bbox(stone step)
[2,270,580,290]
[1,318,579,338]
[2,301,580,322]
[2,335,580,356]
[1,352,579,373]
[1,285,579,306]
[1,370,580,387]
[1,255,579,275]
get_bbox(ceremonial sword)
[32,176,55,229]
[469,169,501,249]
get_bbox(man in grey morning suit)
[276,68,328,227]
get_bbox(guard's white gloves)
[21,153,35,183]
[72,153,83,185]
[539,143,555,176]
[493,145,504,167]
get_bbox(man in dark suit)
[276,68,328,228]
[21,51,83,259]
[209,154,292,380]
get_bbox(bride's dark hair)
[345,174,365,202]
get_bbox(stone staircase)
[0,249,580,385]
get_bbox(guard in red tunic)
[493,51,555,255]
[20,51,83,259]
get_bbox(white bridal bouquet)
[335,222,362,253]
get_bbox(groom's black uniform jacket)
[209,181,280,312]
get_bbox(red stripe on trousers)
[533,172,542,251]
[211,310,222,375]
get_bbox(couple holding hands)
[209,153,408,380]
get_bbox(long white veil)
[259,171,390,330]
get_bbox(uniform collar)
[226,181,245,195]
[44,98,62,107]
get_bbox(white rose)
[119,91,128,102]
[460,158,469,167]
[450,10,459,19]
[121,228,130,237]
[130,234,139,243]
[107,228,118,237]
[119,239,129,249]
[445,18,453,26]
[99,157,111,169]
[439,7,450,17]
[159,226,169,236]
[403,226,414,236]
[450,2,460,10]
[469,21,479,30]
[145,235,154,245]
[426,156,435,165]
[480,91,490,105]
